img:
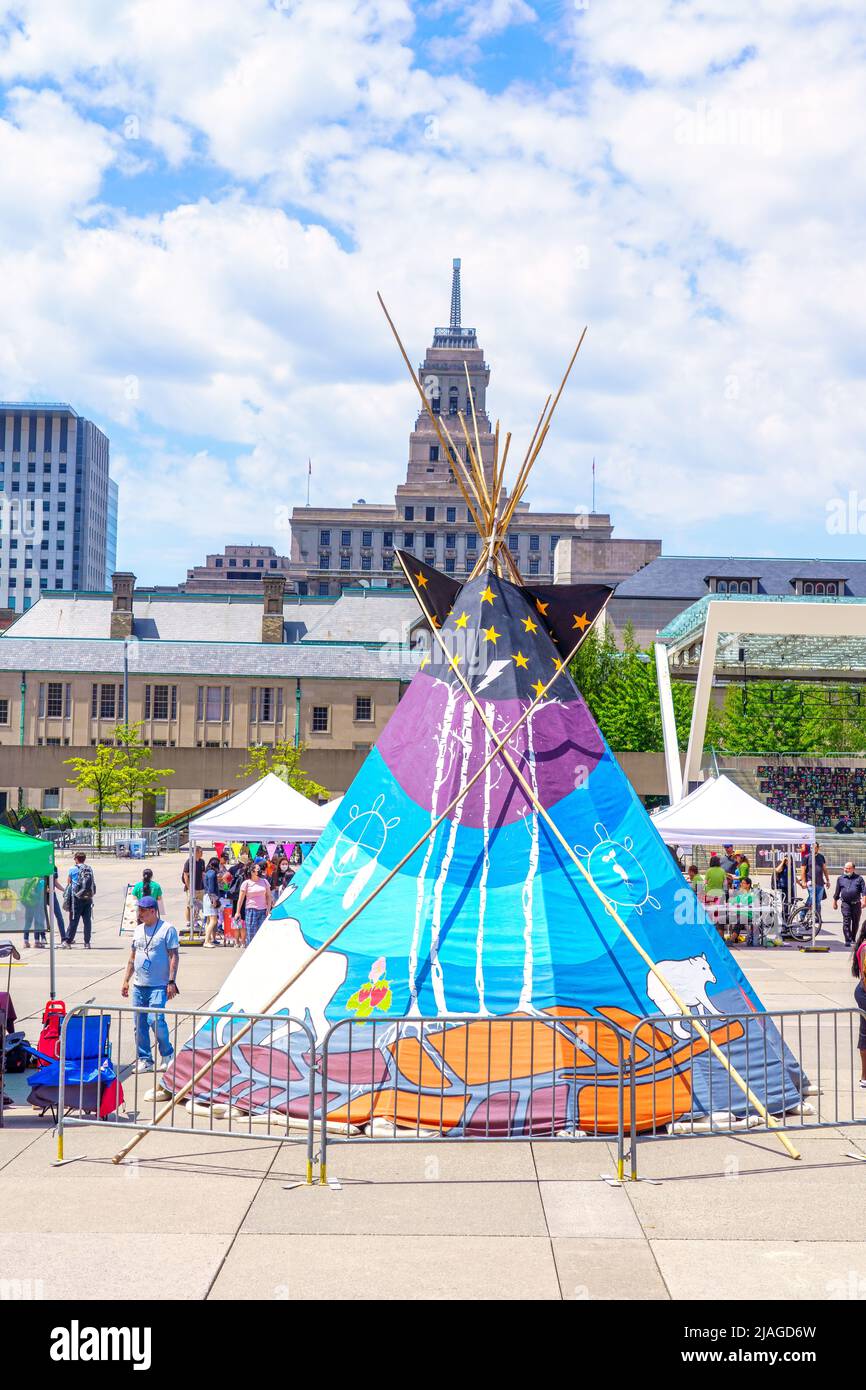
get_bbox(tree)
[112,722,174,829]
[64,745,125,849]
[65,723,174,844]
[240,740,330,800]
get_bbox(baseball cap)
[138,895,158,911]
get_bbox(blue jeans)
[132,984,174,1062]
[799,885,825,924]
[245,908,267,944]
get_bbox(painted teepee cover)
[169,296,802,1133]
[170,564,802,1133]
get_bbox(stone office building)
[289,260,660,595]
[0,573,421,819]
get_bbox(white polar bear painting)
[645,955,719,1039]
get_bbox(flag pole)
[400,562,801,1164]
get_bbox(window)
[467,533,477,551]
[205,686,222,721]
[717,580,728,593]
[446,507,456,524]
[445,557,455,574]
[827,582,838,596]
[260,687,274,721]
[341,529,351,547]
[448,386,459,415]
[361,555,372,571]
[508,534,518,552]
[317,582,329,595]
[46,682,63,718]
[425,532,435,549]
[100,684,116,719]
[215,557,223,567]
[529,557,540,575]
[319,553,330,570]
[340,554,351,570]
[404,505,414,521]
[311,705,330,733]
[383,555,394,571]
[425,506,435,522]
[43,787,60,810]
[152,685,169,720]
[429,446,439,462]
[403,531,414,548]
[319,530,330,546]
[355,696,373,722]
[223,686,231,721]
[445,533,456,548]
[362,530,373,547]
[549,534,559,551]
[203,788,219,801]
[816,582,826,595]
[0,699,8,725]
[529,534,540,552]
[803,582,814,595]
[383,531,393,548]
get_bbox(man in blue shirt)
[121,896,179,1073]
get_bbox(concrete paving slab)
[0,1148,265,1234]
[652,1239,866,1301]
[530,1139,621,1180]
[289,1139,537,1182]
[0,1232,233,1300]
[627,1139,866,1241]
[209,1233,561,1300]
[553,1238,670,1300]
[242,1174,549,1237]
[539,1180,645,1238]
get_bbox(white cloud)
[0,0,865,579]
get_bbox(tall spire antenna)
[450,257,462,331]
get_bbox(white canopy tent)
[651,774,815,847]
[184,775,342,935]
[188,774,338,844]
[652,775,819,947]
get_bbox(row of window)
[0,461,69,474]
[213,557,285,570]
[711,579,840,597]
[30,686,374,729]
[319,526,556,552]
[0,415,72,450]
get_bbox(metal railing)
[48,1002,866,1187]
[41,826,177,854]
[625,1006,866,1179]
[55,1003,317,1180]
[318,1014,625,1179]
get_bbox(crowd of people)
[179,844,298,949]
[758,762,866,828]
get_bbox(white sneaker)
[156,1056,174,1072]
[860,1080,866,1090]
[135,1058,154,1074]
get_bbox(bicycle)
[783,894,818,942]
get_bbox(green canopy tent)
[0,826,54,879]
[0,828,56,996]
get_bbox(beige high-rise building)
[290,260,660,595]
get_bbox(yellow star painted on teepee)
[513,651,529,669]
[454,611,469,629]
[521,615,538,634]
[531,679,546,698]
[552,656,562,670]
[480,585,496,605]
[432,614,441,628]
[535,599,549,616]
[450,653,462,668]
[415,571,428,588]
[483,625,501,644]
[572,611,590,631]
[420,654,430,669]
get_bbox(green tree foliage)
[240,740,330,800]
[64,722,174,843]
[719,682,866,754]
[569,623,721,752]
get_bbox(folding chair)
[23,1014,122,1124]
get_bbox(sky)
[1,0,865,584]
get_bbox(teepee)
[161,300,804,1143]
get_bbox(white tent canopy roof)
[651,775,815,847]
[189,773,339,843]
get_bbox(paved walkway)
[2,853,865,1301]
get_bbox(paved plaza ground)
[2,851,866,1301]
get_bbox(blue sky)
[1,0,865,583]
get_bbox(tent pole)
[45,876,55,1000]
[811,841,816,950]
[405,570,800,1161]
[110,638,580,1165]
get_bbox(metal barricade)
[318,1014,625,1181]
[55,1003,317,1181]
[625,1006,866,1179]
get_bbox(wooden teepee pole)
[110,627,578,1165]
[402,569,801,1163]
